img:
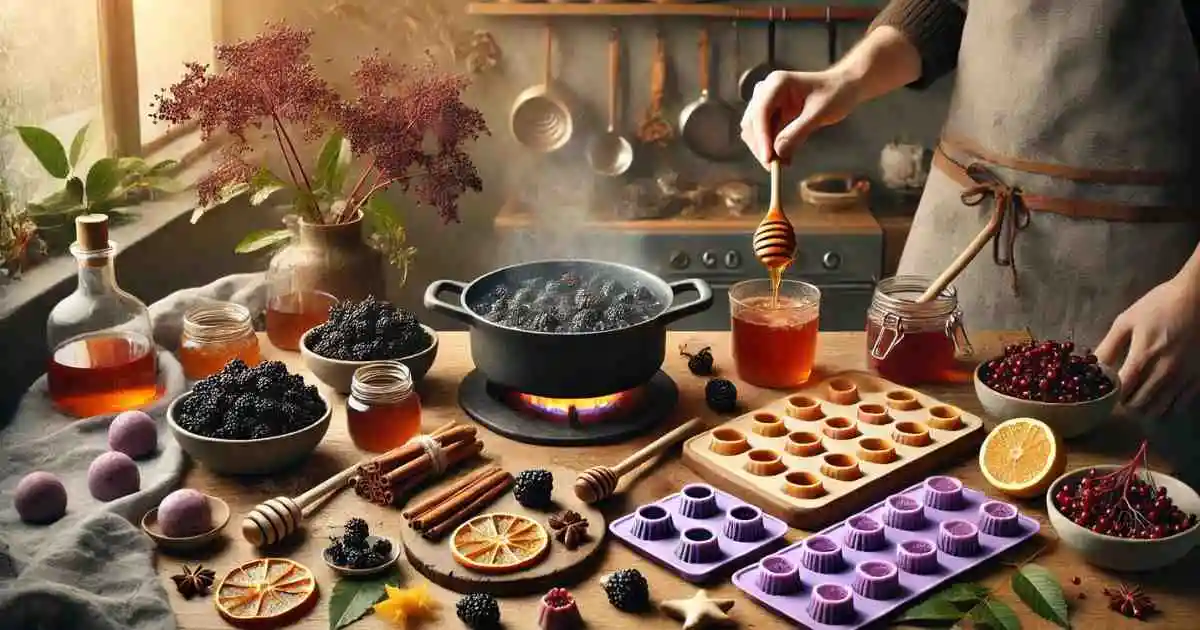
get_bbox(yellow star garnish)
[373,582,438,627]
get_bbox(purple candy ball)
[157,489,212,538]
[87,452,140,502]
[108,410,158,459]
[14,471,68,524]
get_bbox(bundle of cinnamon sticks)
[354,422,483,506]
[402,464,513,541]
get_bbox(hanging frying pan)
[678,26,739,161]
[510,24,574,153]
[739,16,780,103]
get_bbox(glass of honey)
[730,279,821,389]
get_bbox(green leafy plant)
[15,122,179,249]
[896,564,1071,630]
[327,568,401,630]
[0,181,45,278]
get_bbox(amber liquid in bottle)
[265,291,336,351]
[347,361,422,453]
[48,331,160,417]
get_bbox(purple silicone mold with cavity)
[610,484,788,583]
[756,556,802,595]
[732,477,1040,630]
[800,535,844,573]
[923,476,965,511]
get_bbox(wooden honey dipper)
[752,160,797,269]
[574,417,704,504]
[242,462,358,547]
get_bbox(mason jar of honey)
[179,302,261,379]
[348,361,422,453]
[865,275,971,385]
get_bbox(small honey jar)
[348,361,422,453]
[865,275,971,385]
[179,302,261,379]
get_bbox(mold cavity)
[984,502,1016,518]
[729,506,758,521]
[944,520,975,536]
[896,421,927,435]
[823,453,856,468]
[861,561,895,577]
[789,395,818,408]
[805,536,839,552]
[829,379,854,392]
[928,476,960,492]
[930,405,958,419]
[889,495,919,511]
[860,437,890,451]
[789,432,819,445]
[786,471,820,486]
[712,428,744,442]
[848,515,881,532]
[748,449,780,463]
[901,540,934,554]
[887,390,915,401]
[762,556,795,574]
[683,528,714,542]
[753,412,780,424]
[683,485,713,500]
[816,584,850,601]
[825,417,852,429]
[638,505,668,521]
[859,403,885,414]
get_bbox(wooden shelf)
[467,3,879,21]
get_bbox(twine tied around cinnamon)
[958,161,1032,294]
[413,434,447,476]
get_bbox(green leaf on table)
[897,597,973,623]
[234,228,292,254]
[328,569,400,630]
[942,583,992,605]
[16,126,70,178]
[966,598,1022,630]
[85,157,122,202]
[68,122,90,168]
[1012,563,1069,628]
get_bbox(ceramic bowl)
[141,494,231,551]
[1046,465,1200,571]
[166,390,331,475]
[299,324,438,394]
[322,535,400,577]
[973,361,1120,438]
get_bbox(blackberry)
[528,312,559,332]
[574,289,603,311]
[326,537,349,566]
[631,284,654,302]
[570,309,601,331]
[372,538,393,558]
[355,550,385,569]
[512,469,554,509]
[603,303,633,324]
[601,569,650,612]
[614,291,635,305]
[344,518,370,545]
[705,378,739,413]
[456,593,501,629]
[599,279,624,298]
[680,346,715,376]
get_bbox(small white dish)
[141,494,231,552]
[323,535,400,577]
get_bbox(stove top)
[458,370,679,446]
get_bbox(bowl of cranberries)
[974,339,1119,438]
[1047,447,1200,571]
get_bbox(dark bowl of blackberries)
[167,359,331,475]
[300,297,438,394]
[974,339,1120,439]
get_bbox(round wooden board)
[398,465,607,596]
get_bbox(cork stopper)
[75,214,109,252]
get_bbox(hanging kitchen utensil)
[510,23,574,153]
[799,172,870,211]
[588,27,634,177]
[679,25,739,161]
[638,27,673,147]
[753,161,797,269]
[739,14,780,103]
[826,7,839,64]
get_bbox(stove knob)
[699,250,718,268]
[822,251,842,270]
[723,250,742,269]
[669,250,690,269]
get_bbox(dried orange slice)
[451,512,549,574]
[214,558,318,627]
[979,417,1066,499]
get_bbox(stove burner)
[459,370,678,445]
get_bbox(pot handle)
[659,278,714,325]
[423,280,473,324]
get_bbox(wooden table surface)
[165,331,1200,630]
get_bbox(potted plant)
[150,24,488,324]
[0,179,44,279]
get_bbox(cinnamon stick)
[361,422,463,474]
[375,440,485,507]
[402,465,501,520]
[411,469,511,531]
[384,437,481,485]
[421,474,514,540]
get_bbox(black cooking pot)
[424,259,713,398]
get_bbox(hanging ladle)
[587,26,634,177]
[752,160,797,269]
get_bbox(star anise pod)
[548,510,589,550]
[1103,583,1156,619]
[171,564,216,599]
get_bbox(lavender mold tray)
[609,483,789,582]
[731,476,1039,629]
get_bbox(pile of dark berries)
[680,345,715,376]
[325,518,393,569]
[470,271,663,333]
[512,469,554,509]
[456,593,501,629]
[174,359,324,440]
[979,338,1115,403]
[705,378,738,413]
[601,568,650,612]
[305,296,431,361]
[1052,442,1197,539]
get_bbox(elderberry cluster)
[1053,468,1197,539]
[305,296,431,361]
[175,359,325,440]
[471,271,662,333]
[325,518,393,569]
[979,339,1115,403]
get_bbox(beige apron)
[896,0,1200,481]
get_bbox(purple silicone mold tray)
[732,476,1039,629]
[609,483,789,582]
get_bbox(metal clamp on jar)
[866,276,972,385]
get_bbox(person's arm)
[864,0,967,91]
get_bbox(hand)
[739,69,861,169]
[1096,276,1200,420]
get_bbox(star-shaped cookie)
[659,589,736,630]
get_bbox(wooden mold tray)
[682,371,984,530]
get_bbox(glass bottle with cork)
[347,361,422,453]
[179,301,261,379]
[865,275,972,385]
[47,214,160,417]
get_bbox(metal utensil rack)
[467,3,878,21]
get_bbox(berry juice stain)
[48,332,160,417]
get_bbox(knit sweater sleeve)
[869,0,966,89]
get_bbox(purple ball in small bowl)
[157,489,213,538]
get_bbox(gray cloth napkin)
[0,273,266,630]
